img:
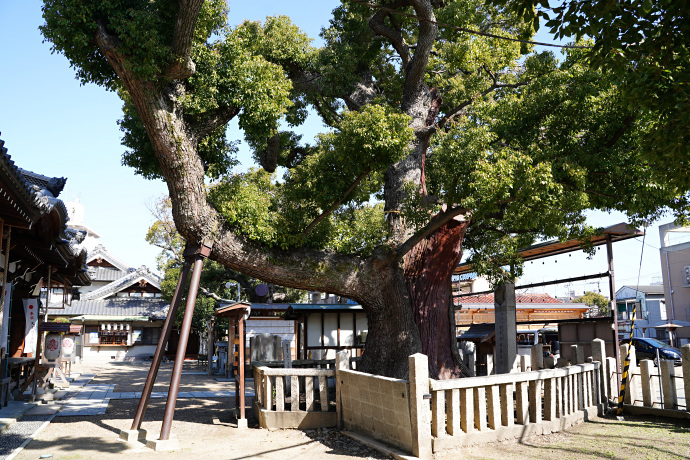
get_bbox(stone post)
[605,357,617,403]
[591,339,607,402]
[494,282,517,374]
[660,360,678,410]
[486,354,495,375]
[620,344,639,405]
[682,344,690,410]
[335,350,349,429]
[531,345,543,370]
[639,359,653,407]
[571,344,584,365]
[520,355,529,372]
[409,353,432,460]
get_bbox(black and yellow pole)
[617,300,638,416]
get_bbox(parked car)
[628,337,681,366]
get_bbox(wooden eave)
[214,301,251,319]
[454,222,643,275]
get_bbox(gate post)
[409,353,432,459]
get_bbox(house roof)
[48,298,169,320]
[86,244,130,272]
[618,285,665,296]
[81,265,161,301]
[87,266,126,282]
[457,323,495,341]
[458,292,563,304]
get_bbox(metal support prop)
[130,256,192,430]
[237,315,245,420]
[606,235,622,392]
[159,247,208,440]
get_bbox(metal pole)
[131,257,192,430]
[238,314,245,420]
[606,235,622,391]
[159,252,205,440]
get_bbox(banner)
[22,298,38,355]
[0,283,11,352]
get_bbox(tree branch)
[163,0,205,79]
[189,104,240,139]
[368,1,413,69]
[395,206,470,258]
[303,168,372,236]
[402,0,438,111]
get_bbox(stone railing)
[252,366,337,429]
[429,362,602,451]
[616,343,690,416]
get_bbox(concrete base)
[146,437,180,452]
[237,418,248,429]
[253,400,337,429]
[119,429,147,443]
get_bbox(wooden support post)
[159,244,210,441]
[131,256,192,431]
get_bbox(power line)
[346,0,591,49]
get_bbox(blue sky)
[0,1,677,296]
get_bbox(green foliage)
[491,0,690,190]
[575,291,610,316]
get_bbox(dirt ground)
[13,361,690,460]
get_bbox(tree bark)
[404,218,469,378]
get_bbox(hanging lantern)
[126,324,131,331]
[107,323,111,331]
[101,324,106,331]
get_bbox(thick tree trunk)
[356,262,421,379]
[404,218,469,379]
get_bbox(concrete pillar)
[639,359,653,407]
[520,355,529,372]
[544,378,556,421]
[460,388,474,433]
[591,338,608,402]
[431,390,445,437]
[494,282,517,374]
[529,379,543,423]
[620,344,639,405]
[556,357,569,368]
[335,350,348,429]
[531,345,544,370]
[487,385,500,429]
[486,354,494,375]
[571,344,584,365]
[516,381,529,424]
[544,356,556,369]
[474,386,487,431]
[660,360,678,410]
[499,383,514,427]
[408,354,432,459]
[606,357,617,403]
[446,389,460,435]
[682,344,690,410]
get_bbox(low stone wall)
[339,369,413,452]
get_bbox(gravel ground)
[0,415,51,459]
[10,361,390,460]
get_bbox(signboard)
[22,299,38,354]
[89,331,99,344]
[132,329,142,343]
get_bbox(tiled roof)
[87,266,125,282]
[81,265,161,301]
[87,244,130,272]
[48,298,169,319]
[459,292,563,304]
[18,168,67,198]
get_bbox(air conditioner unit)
[684,266,690,286]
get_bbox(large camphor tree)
[41,0,689,378]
